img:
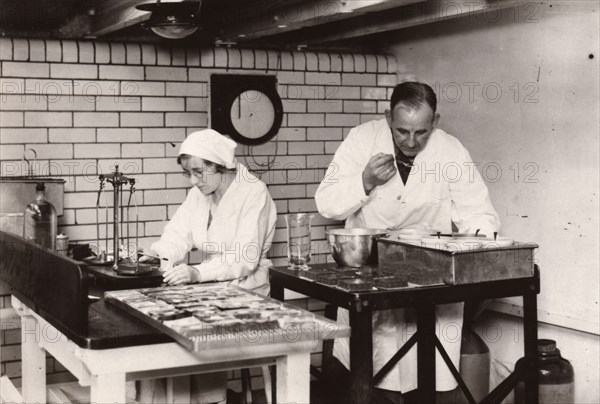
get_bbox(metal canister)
[56,233,69,256]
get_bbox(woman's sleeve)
[150,191,197,263]
[315,127,373,220]
[196,187,276,283]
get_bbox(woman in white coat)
[139,129,277,404]
[315,82,500,398]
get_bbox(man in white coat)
[315,82,500,400]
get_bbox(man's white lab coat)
[315,119,500,392]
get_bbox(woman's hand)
[137,247,160,263]
[162,264,200,286]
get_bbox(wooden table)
[10,295,331,404]
[0,231,349,404]
[270,263,541,404]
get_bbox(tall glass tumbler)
[284,213,314,271]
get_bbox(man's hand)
[362,153,396,195]
[162,264,200,285]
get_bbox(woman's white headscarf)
[179,129,237,169]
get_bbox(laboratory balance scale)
[83,165,157,276]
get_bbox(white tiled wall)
[0,37,397,384]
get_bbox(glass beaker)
[284,213,314,271]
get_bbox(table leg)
[523,292,539,404]
[349,308,373,404]
[270,281,284,301]
[21,314,46,404]
[276,352,310,404]
[167,376,191,404]
[90,373,127,404]
[416,304,436,404]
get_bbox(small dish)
[420,236,454,249]
[480,237,514,248]
[444,238,483,251]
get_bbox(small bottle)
[514,339,575,404]
[24,182,58,250]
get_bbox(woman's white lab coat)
[315,119,500,392]
[151,163,277,295]
[140,163,277,404]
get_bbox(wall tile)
[142,158,181,173]
[0,78,24,94]
[0,38,13,60]
[287,113,325,127]
[97,128,141,143]
[49,128,95,143]
[24,111,71,127]
[142,97,185,111]
[307,99,342,113]
[2,62,49,78]
[307,127,342,141]
[146,66,187,81]
[0,144,25,160]
[12,38,29,61]
[110,43,126,64]
[120,112,164,127]
[74,143,120,158]
[99,65,143,80]
[342,73,377,87]
[156,45,172,66]
[185,97,208,112]
[166,82,207,97]
[74,80,120,97]
[377,74,397,87]
[343,100,377,114]
[305,72,341,86]
[96,96,141,111]
[186,48,200,67]
[122,143,164,158]
[74,112,118,127]
[165,113,207,127]
[25,143,73,159]
[121,81,165,96]
[48,95,95,111]
[141,44,157,65]
[1,94,47,110]
[142,127,186,143]
[288,141,324,155]
[94,42,110,64]
[29,39,46,62]
[1,128,47,144]
[62,41,79,63]
[126,43,141,65]
[79,41,95,64]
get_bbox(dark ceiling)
[0,0,500,51]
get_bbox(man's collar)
[394,145,415,166]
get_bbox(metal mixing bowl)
[326,228,388,267]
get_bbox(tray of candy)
[106,283,347,351]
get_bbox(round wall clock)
[211,74,283,146]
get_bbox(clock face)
[230,90,276,140]
[211,74,283,145]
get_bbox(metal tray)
[377,237,538,285]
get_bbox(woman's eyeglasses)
[182,167,217,179]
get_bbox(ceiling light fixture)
[136,0,201,40]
